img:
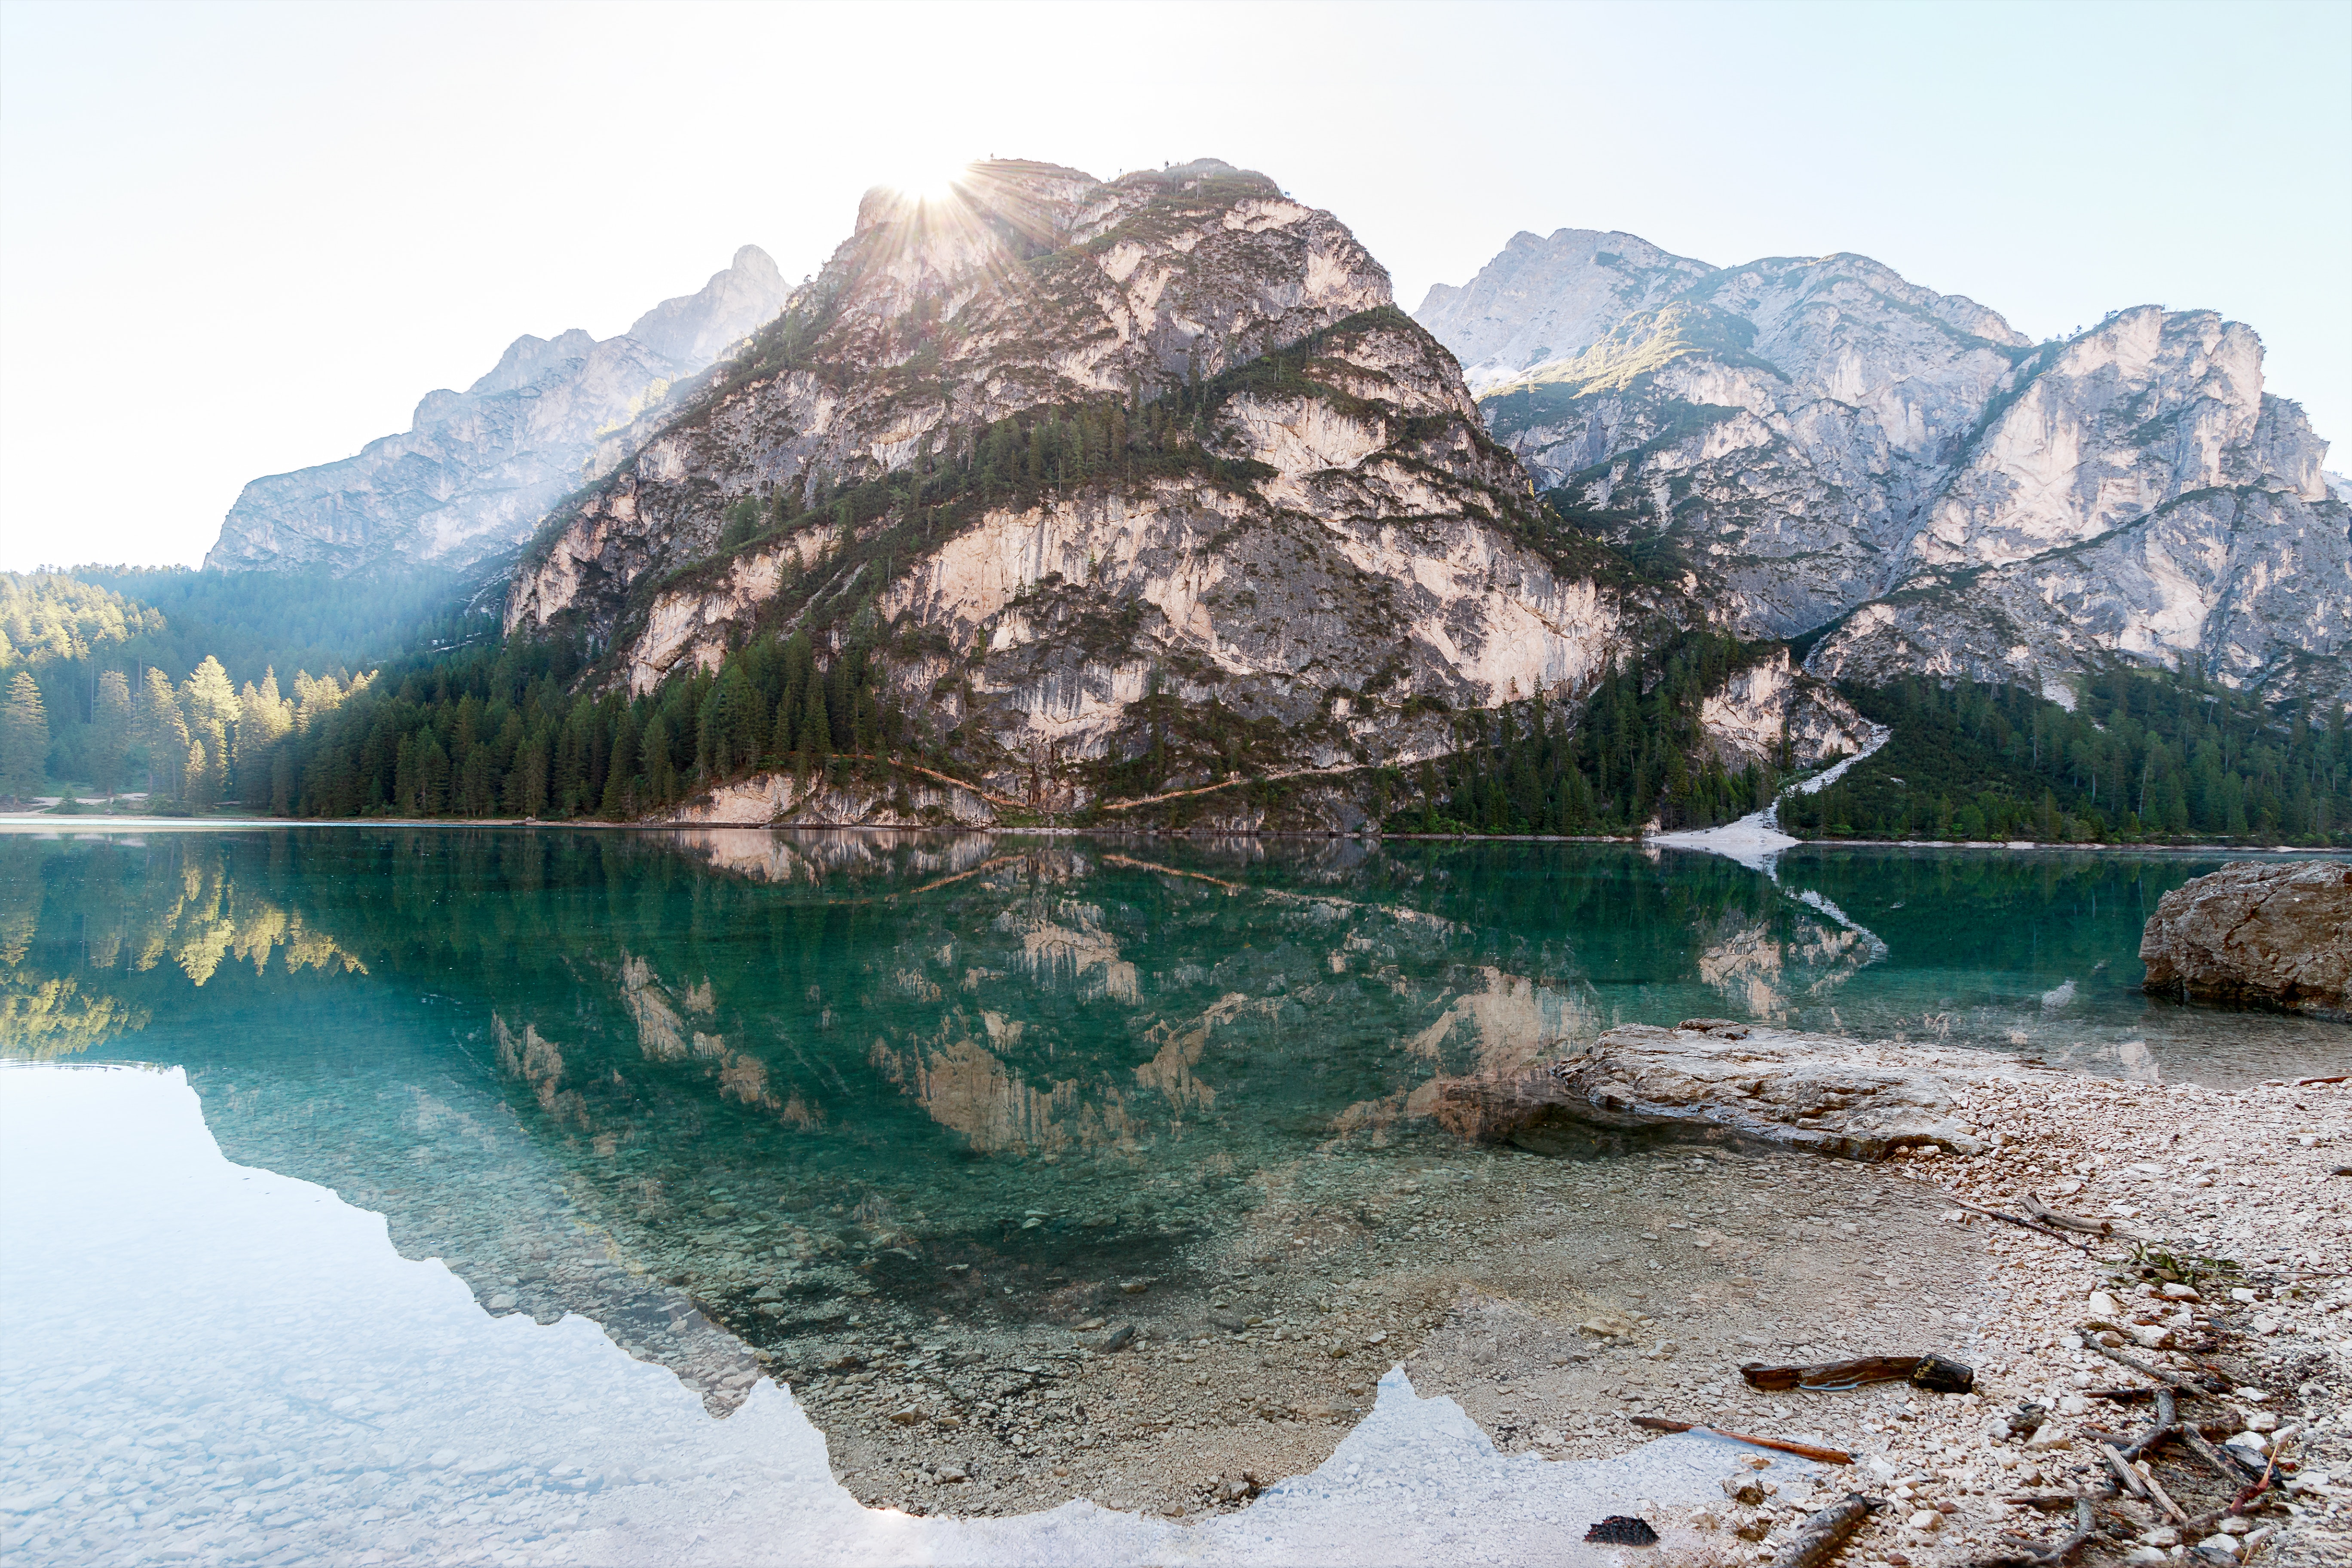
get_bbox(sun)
[878,162,968,207]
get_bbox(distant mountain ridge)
[1415,231,2352,704]
[202,246,790,576]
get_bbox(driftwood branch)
[1740,1354,1974,1394]
[1769,1493,1880,1568]
[1627,1415,1851,1464]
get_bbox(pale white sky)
[2,0,2346,571]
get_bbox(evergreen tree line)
[1386,633,1780,836]
[1778,671,2352,844]
[243,627,905,820]
[0,651,363,809]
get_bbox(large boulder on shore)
[2140,861,2352,1019]
[1432,1020,2008,1161]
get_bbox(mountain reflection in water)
[3,827,2337,1408]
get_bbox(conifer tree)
[90,670,131,798]
[135,668,189,799]
[0,670,49,802]
[181,655,239,803]
[796,670,830,775]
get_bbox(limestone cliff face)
[202,246,789,575]
[1419,236,2352,703]
[1693,647,1871,770]
[507,161,1677,805]
[867,312,1635,787]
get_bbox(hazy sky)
[2,0,2346,571]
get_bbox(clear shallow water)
[0,827,2343,1557]
[0,1061,1776,1567]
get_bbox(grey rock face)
[1418,236,2352,704]
[202,246,790,574]
[2140,861,2352,1018]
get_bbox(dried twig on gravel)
[2102,1441,2154,1503]
[1944,1195,2095,1249]
[2024,1195,2118,1236]
[1974,1496,2097,1568]
[2079,1333,2214,1393]
[2139,1464,2191,1526]
[2118,1386,2178,1465]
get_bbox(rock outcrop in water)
[203,246,790,574]
[1416,233,2352,705]
[2139,860,2352,1017]
[1438,1019,2007,1160]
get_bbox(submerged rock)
[1436,1021,2003,1160]
[2140,861,2352,1019]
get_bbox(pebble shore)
[1600,1067,2350,1566]
[784,1059,2348,1566]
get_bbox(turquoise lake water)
[4,827,2337,1351]
[1,826,2343,1561]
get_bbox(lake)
[0,827,2340,1562]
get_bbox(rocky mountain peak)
[467,328,600,398]
[1415,228,1714,393]
[1418,230,2351,704]
[621,244,788,368]
[205,246,790,575]
[606,154,1395,511]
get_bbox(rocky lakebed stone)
[2140,860,2352,1018]
[1434,1019,2011,1160]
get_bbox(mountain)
[202,246,790,576]
[500,159,1861,818]
[1415,233,2352,704]
[1414,229,1713,395]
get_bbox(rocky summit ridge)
[1416,230,2352,704]
[503,159,1847,815]
[202,246,791,575]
